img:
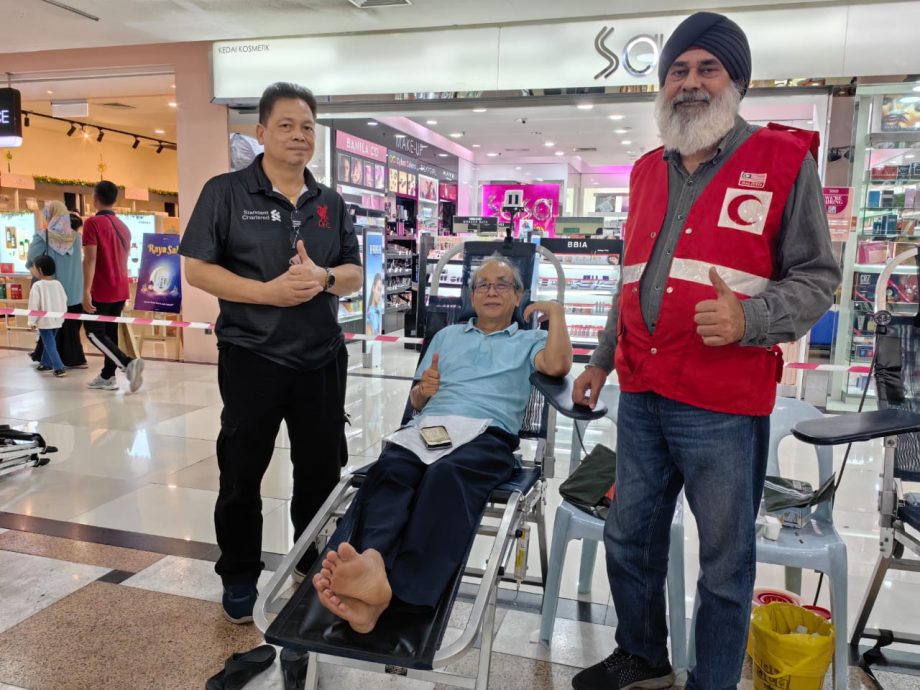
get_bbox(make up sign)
[0,89,23,147]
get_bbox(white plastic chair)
[538,384,688,674]
[688,396,848,690]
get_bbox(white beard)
[654,85,742,157]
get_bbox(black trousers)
[31,303,86,367]
[84,300,132,379]
[215,343,348,586]
[352,427,517,607]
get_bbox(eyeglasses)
[473,281,515,294]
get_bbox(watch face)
[874,310,892,326]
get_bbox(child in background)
[28,255,69,378]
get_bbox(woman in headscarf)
[27,201,87,368]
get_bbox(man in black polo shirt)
[179,82,362,624]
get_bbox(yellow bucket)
[747,603,835,690]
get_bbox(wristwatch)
[324,268,336,292]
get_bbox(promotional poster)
[364,231,385,337]
[480,183,562,235]
[134,233,182,313]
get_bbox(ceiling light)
[66,123,76,136]
[168,101,177,108]
[132,137,140,149]
[449,132,463,139]
[907,154,916,159]
[526,172,532,176]
[487,152,499,157]
[437,153,448,157]
[472,108,487,113]
[472,144,481,148]
[96,129,104,142]
[515,166,522,170]
[577,104,594,110]
[394,133,406,138]
[555,151,564,156]
[154,128,165,134]
[367,121,378,126]
[544,141,555,147]
[156,142,165,154]
[621,140,632,145]
[171,84,176,89]
[82,128,90,139]
[899,96,920,104]
[535,178,544,182]
[46,90,53,95]
[614,128,630,134]
[608,114,625,121]
[426,119,438,125]
[24,114,30,127]
[914,85,920,93]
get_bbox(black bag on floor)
[559,443,617,520]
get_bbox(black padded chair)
[792,250,920,668]
[254,239,607,689]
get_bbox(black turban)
[658,12,752,96]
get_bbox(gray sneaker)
[87,376,118,390]
[125,358,145,394]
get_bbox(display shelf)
[339,314,364,324]
[853,263,917,274]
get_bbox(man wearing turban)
[572,12,841,690]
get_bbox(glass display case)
[831,82,920,408]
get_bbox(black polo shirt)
[179,154,361,371]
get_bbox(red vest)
[615,125,816,416]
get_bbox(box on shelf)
[9,283,22,300]
[856,241,892,264]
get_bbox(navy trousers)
[352,427,517,607]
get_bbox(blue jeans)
[605,392,769,690]
[39,328,65,371]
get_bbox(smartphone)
[419,425,452,450]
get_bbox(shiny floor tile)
[0,550,108,634]
[39,399,203,432]
[493,610,614,669]
[0,530,163,573]
[122,555,275,602]
[71,484,284,545]
[0,467,144,521]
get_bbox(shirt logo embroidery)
[738,171,768,189]
[317,205,331,229]
[717,188,773,235]
[270,209,282,222]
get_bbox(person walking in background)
[28,255,69,378]
[81,180,144,393]
[27,203,87,368]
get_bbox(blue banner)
[134,233,182,313]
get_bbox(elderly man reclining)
[312,254,572,633]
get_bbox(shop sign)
[388,152,418,172]
[393,134,424,158]
[594,28,663,80]
[481,183,562,235]
[335,130,388,163]
[0,89,23,148]
[823,187,855,242]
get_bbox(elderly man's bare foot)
[313,575,388,634]
[327,543,392,607]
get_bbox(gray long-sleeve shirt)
[589,116,842,374]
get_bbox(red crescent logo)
[727,193,763,226]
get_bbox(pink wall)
[4,42,229,363]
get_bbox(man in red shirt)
[81,180,144,392]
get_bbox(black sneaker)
[36,365,52,372]
[572,649,675,690]
[222,583,258,624]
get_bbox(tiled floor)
[0,339,917,688]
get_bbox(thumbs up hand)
[289,239,326,284]
[418,352,441,398]
[693,267,746,347]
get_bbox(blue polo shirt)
[413,319,548,434]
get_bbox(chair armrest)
[792,408,920,446]
[530,372,608,421]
